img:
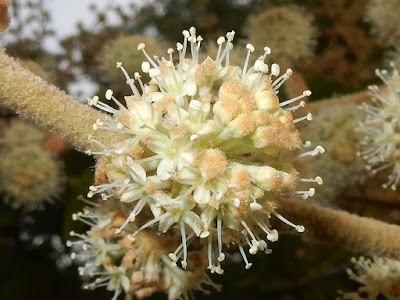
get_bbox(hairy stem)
[278,197,400,259]
[0,50,125,152]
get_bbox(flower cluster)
[358,64,400,189]
[341,256,400,300]
[80,27,322,298]
[366,0,400,46]
[68,203,218,300]
[0,119,63,210]
[246,6,316,64]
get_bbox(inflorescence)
[70,27,324,299]
[68,203,218,300]
[358,64,400,190]
[341,256,400,300]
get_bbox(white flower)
[87,26,322,273]
[341,256,400,299]
[359,64,400,189]
[69,205,219,300]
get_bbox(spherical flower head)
[359,64,400,190]
[87,27,322,274]
[68,205,218,300]
[1,118,45,145]
[341,256,400,299]
[0,143,63,210]
[366,0,400,46]
[246,6,316,63]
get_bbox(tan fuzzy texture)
[278,197,400,259]
[366,0,400,46]
[0,50,125,153]
[247,6,316,63]
[0,0,8,32]
[197,148,227,180]
[0,143,63,210]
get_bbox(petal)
[193,185,211,204]
[196,120,221,135]
[120,189,143,203]
[121,276,130,292]
[182,211,203,236]
[200,206,217,228]
[159,214,176,232]
[147,133,169,154]
[128,162,146,183]
[175,167,199,185]
[157,158,175,180]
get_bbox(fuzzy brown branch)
[0,0,9,31]
[0,50,125,152]
[277,197,400,259]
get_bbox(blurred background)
[0,0,395,299]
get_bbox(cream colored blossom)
[366,0,400,46]
[86,27,322,275]
[68,205,218,300]
[341,256,400,300]
[359,64,400,189]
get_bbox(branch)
[277,197,400,259]
[0,50,125,153]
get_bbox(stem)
[277,197,400,259]
[0,49,125,153]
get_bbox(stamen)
[272,69,292,90]
[180,221,188,269]
[217,216,225,262]
[207,232,214,270]
[272,211,305,232]
[117,64,141,97]
[237,242,252,269]
[130,213,169,239]
[262,46,271,60]
[300,176,323,185]
[280,90,312,107]
[241,220,257,241]
[295,188,315,199]
[242,44,255,77]
[284,101,305,112]
[137,43,158,69]
[297,145,325,158]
